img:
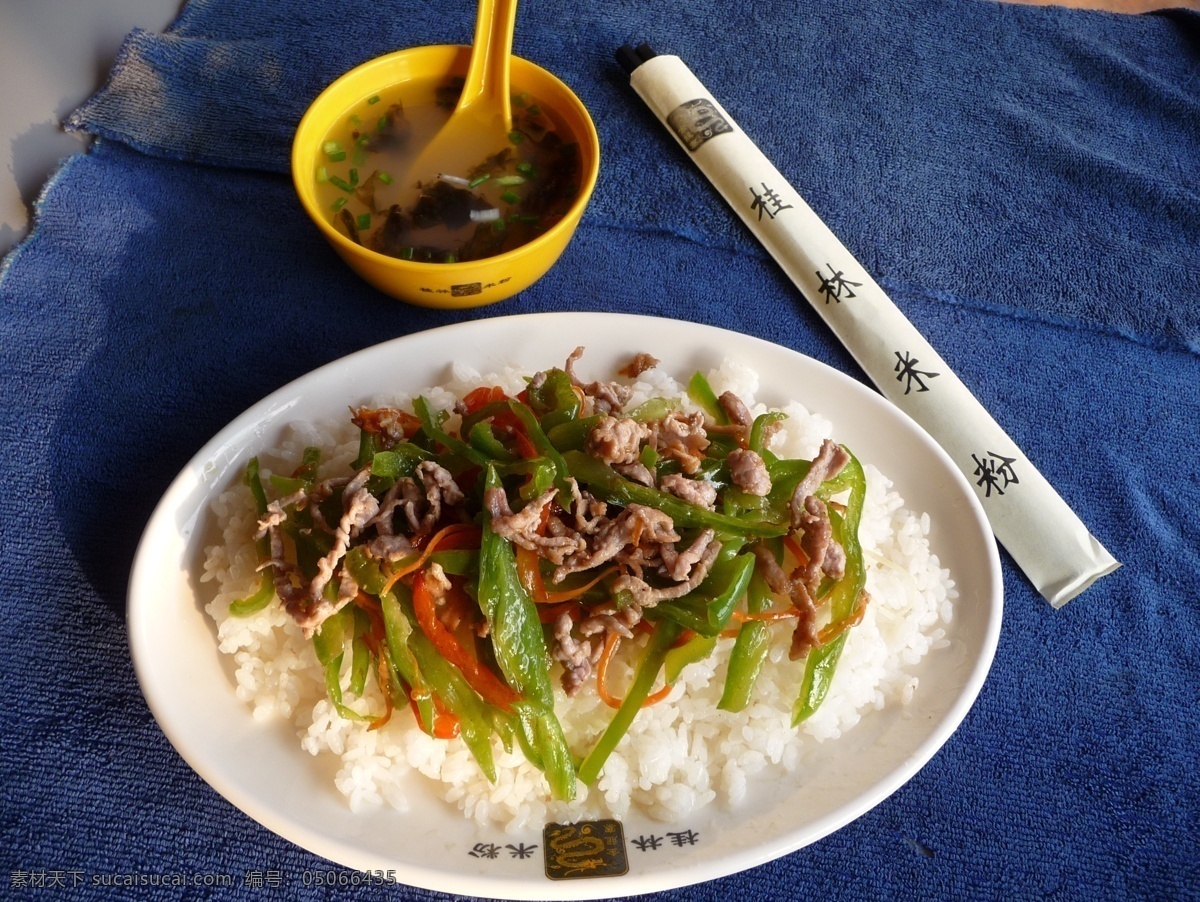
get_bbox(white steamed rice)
[200,357,955,831]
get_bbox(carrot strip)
[596,632,673,709]
[380,522,481,595]
[644,684,673,706]
[367,655,395,732]
[817,590,870,646]
[784,534,809,569]
[720,607,801,638]
[544,568,617,603]
[430,697,461,740]
[411,569,520,712]
[410,688,461,739]
[732,608,800,624]
[536,599,582,624]
[514,544,546,600]
[513,499,612,605]
[596,633,623,708]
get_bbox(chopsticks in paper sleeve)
[616,43,1120,606]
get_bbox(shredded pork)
[484,486,585,565]
[279,466,380,635]
[659,473,717,509]
[652,410,710,474]
[586,416,651,466]
[790,439,851,526]
[618,352,660,378]
[565,346,633,414]
[726,447,772,496]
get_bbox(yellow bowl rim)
[291,45,601,274]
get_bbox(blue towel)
[2,0,1198,898]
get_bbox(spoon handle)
[458,0,517,129]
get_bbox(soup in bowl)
[292,45,600,308]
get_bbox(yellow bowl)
[292,45,600,308]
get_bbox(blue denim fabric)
[2,0,1198,898]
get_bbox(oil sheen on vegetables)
[314,78,582,264]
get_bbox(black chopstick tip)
[615,45,641,75]
[616,43,658,75]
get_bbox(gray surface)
[0,0,182,258]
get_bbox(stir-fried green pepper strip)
[370,444,433,479]
[377,590,436,735]
[749,411,788,455]
[487,706,517,756]
[687,371,728,424]
[501,401,573,496]
[360,553,499,775]
[627,396,680,422]
[349,608,371,697]
[663,633,717,684]
[425,549,478,577]
[268,444,320,495]
[546,415,602,452]
[514,700,574,797]
[413,396,492,468]
[792,452,867,725]
[514,458,558,502]
[564,451,786,537]
[268,474,304,496]
[312,607,369,722]
[456,398,573,503]
[403,604,498,782]
[476,516,555,709]
[577,620,684,785]
[763,456,809,513]
[523,367,580,432]
[312,606,344,665]
[468,421,518,461]
[478,466,576,800]
[229,457,275,617]
[346,549,437,735]
[353,429,378,470]
[765,448,855,516]
[301,445,323,477]
[502,400,567,465]
[718,561,775,712]
[512,710,545,769]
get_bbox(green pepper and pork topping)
[232,347,868,797]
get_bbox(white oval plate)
[128,312,1002,899]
